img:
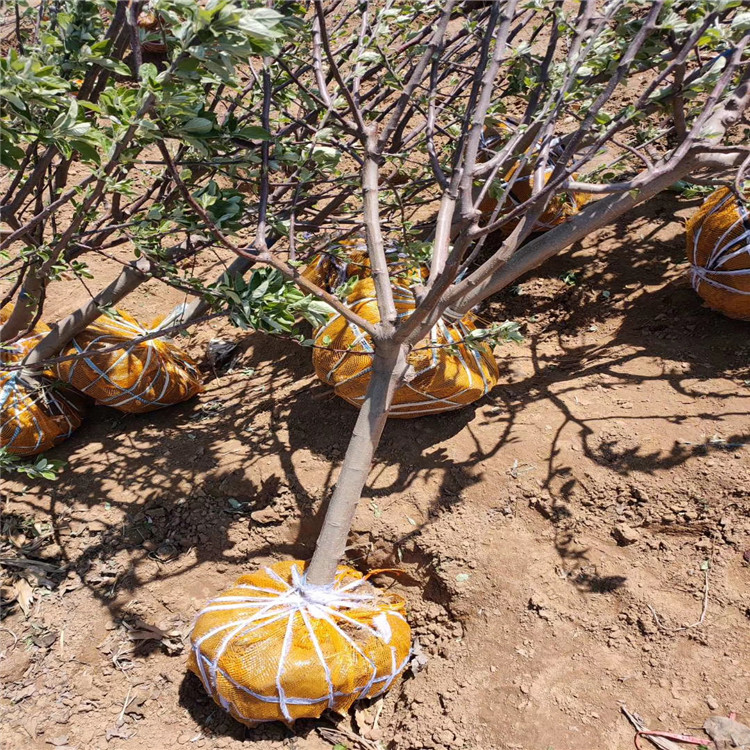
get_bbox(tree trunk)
[0,266,46,342]
[305,339,410,586]
[19,258,152,368]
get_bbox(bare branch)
[156,138,378,337]
[376,0,457,153]
[312,0,368,137]
[361,133,398,329]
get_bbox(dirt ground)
[1,191,749,750]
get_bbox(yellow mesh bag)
[686,187,750,321]
[478,120,588,234]
[302,238,371,291]
[188,560,411,727]
[313,277,499,418]
[0,303,50,337]
[302,238,426,293]
[56,310,202,413]
[1,335,84,456]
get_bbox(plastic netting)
[686,187,750,321]
[302,237,426,294]
[56,310,203,413]
[1,333,83,456]
[313,277,499,418]
[188,560,411,727]
[478,120,588,233]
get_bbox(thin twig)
[647,567,710,633]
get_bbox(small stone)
[706,695,720,710]
[528,593,552,620]
[250,507,282,524]
[519,684,531,695]
[613,523,640,545]
[435,730,456,744]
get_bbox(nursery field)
[1,190,748,750]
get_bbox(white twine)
[190,563,410,724]
[690,193,750,297]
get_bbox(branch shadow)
[4,191,748,735]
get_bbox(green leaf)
[139,62,159,84]
[236,125,273,141]
[70,139,100,163]
[0,139,25,170]
[183,117,214,134]
[84,55,131,76]
[0,448,65,480]
[358,49,381,63]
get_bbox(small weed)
[0,449,65,480]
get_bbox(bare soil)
[1,191,749,750]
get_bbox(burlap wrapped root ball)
[686,187,750,321]
[478,120,588,234]
[188,560,411,727]
[56,310,202,413]
[313,277,499,417]
[302,237,426,293]
[302,238,370,292]
[1,329,84,456]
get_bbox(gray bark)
[20,258,151,368]
[305,340,410,586]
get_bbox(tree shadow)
[482,191,748,482]
[4,191,748,732]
